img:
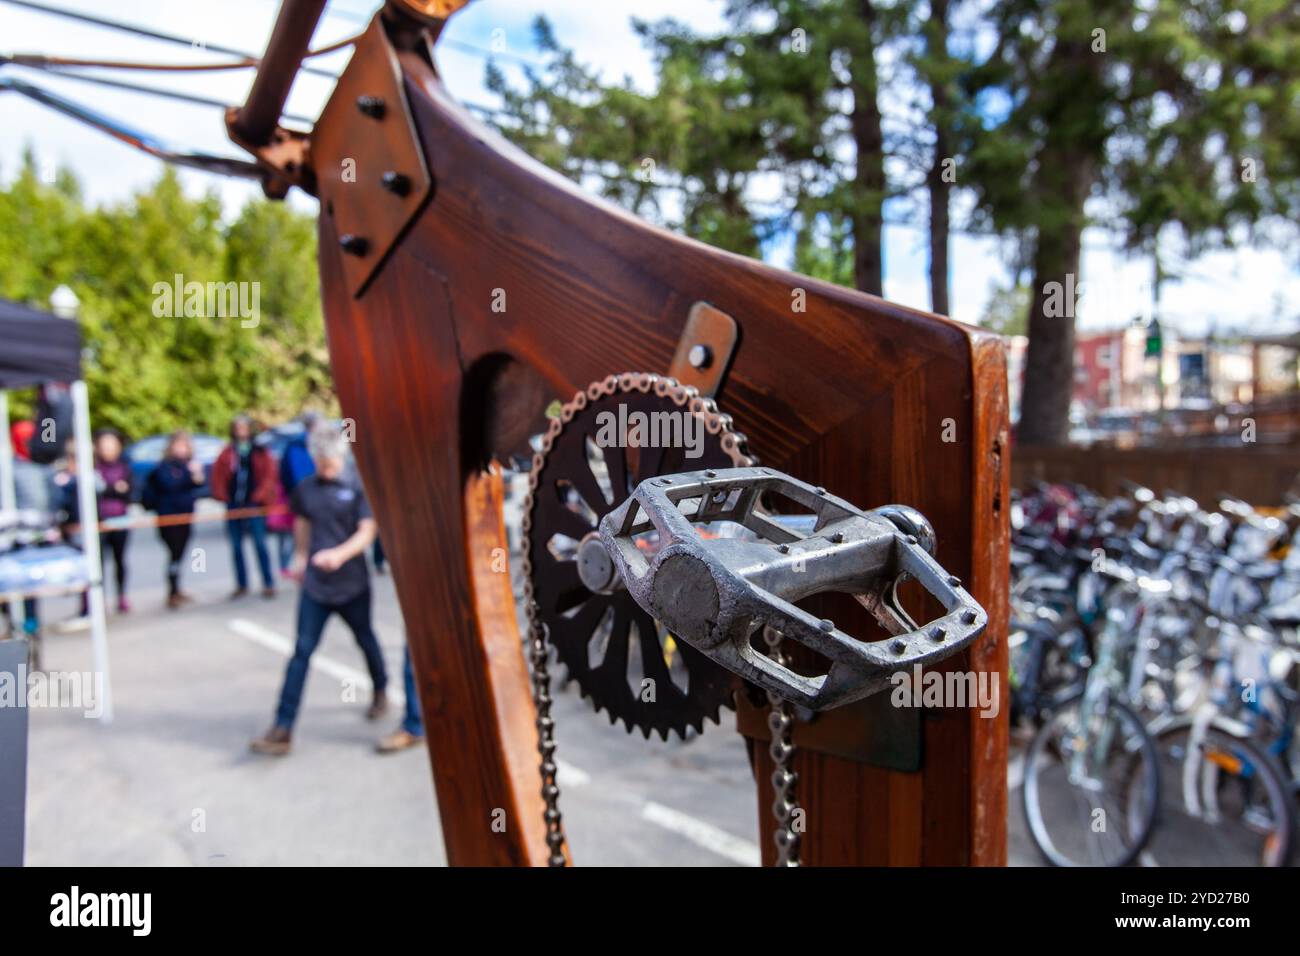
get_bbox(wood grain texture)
[313,38,1010,865]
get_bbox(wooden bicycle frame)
[235,2,1010,867]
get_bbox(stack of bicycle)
[1012,481,1300,866]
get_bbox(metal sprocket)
[522,372,755,739]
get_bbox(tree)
[487,3,909,295]
[0,155,330,437]
[978,283,1031,336]
[966,0,1300,445]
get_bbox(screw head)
[356,95,386,118]
[339,234,369,256]
[381,171,411,196]
[818,619,834,632]
[688,344,713,369]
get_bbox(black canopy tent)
[0,298,83,388]
[0,295,111,724]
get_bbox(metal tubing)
[231,0,328,147]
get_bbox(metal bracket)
[224,117,314,199]
[735,691,921,772]
[311,16,434,298]
[668,302,739,398]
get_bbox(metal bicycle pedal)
[598,466,988,710]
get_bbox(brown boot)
[366,692,390,721]
[376,729,424,754]
[249,726,292,756]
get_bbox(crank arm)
[598,467,988,710]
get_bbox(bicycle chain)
[764,627,802,866]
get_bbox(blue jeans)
[226,515,273,590]
[273,531,294,572]
[274,589,389,730]
[402,647,423,736]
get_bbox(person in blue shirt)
[278,411,319,496]
[142,431,205,609]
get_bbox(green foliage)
[486,5,906,281]
[978,283,1031,336]
[0,153,329,439]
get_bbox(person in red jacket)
[211,415,278,599]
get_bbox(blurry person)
[212,414,277,599]
[49,438,89,620]
[250,424,389,756]
[49,437,81,536]
[266,476,295,575]
[93,428,133,613]
[142,430,204,609]
[278,410,319,495]
[6,421,49,641]
[376,646,424,753]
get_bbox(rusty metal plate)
[735,692,921,772]
[312,17,433,298]
[668,302,739,398]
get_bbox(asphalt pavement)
[19,501,1039,866]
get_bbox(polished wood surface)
[314,32,1009,865]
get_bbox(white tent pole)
[71,381,112,724]
[0,392,22,628]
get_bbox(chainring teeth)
[522,371,752,740]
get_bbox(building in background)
[1005,325,1300,443]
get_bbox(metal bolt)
[815,486,826,495]
[339,234,369,256]
[930,626,946,642]
[704,469,716,478]
[778,544,790,554]
[381,171,411,196]
[688,344,713,369]
[891,640,907,654]
[947,575,962,588]
[829,531,844,543]
[356,95,386,118]
[818,619,834,632]
[961,609,978,625]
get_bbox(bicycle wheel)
[1140,721,1295,866]
[1022,692,1160,866]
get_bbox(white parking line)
[641,801,761,867]
[232,617,755,864]
[228,617,593,785]
[1007,754,1025,790]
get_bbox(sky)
[1,0,1297,336]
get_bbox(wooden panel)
[1014,444,1300,506]
[314,36,1009,865]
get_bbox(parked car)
[125,432,224,501]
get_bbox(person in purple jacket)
[94,429,134,613]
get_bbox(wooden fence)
[1012,444,1300,506]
